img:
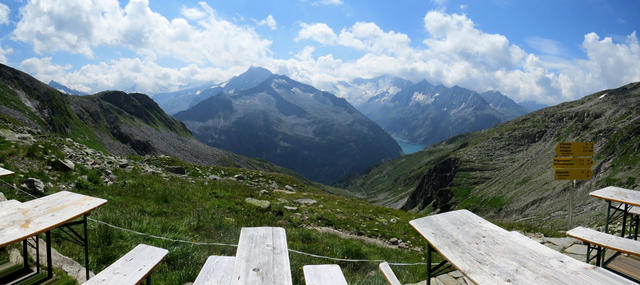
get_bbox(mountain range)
[174,67,402,183]
[0,63,289,173]
[339,81,640,227]
[358,79,528,145]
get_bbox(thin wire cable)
[2,179,429,266]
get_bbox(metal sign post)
[553,142,594,230]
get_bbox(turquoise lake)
[394,138,427,154]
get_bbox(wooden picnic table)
[0,191,107,282]
[231,227,293,285]
[410,209,636,285]
[590,186,640,239]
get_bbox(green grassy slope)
[340,82,640,230]
[0,122,434,284]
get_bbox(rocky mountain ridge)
[175,68,402,183]
[0,63,288,173]
[340,82,640,229]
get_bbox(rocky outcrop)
[401,157,459,212]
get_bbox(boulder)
[245,198,271,209]
[165,166,186,175]
[389,237,399,245]
[24,178,45,194]
[54,159,75,171]
[294,198,317,205]
[284,185,296,192]
[234,174,245,181]
[284,206,298,211]
[0,192,6,202]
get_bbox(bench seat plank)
[193,256,235,285]
[379,262,401,285]
[410,209,636,285]
[567,226,640,257]
[303,264,347,285]
[231,227,292,285]
[590,186,640,207]
[84,244,168,285]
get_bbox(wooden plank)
[231,227,292,285]
[410,209,636,285]
[590,186,640,207]
[193,256,235,285]
[0,191,107,247]
[303,264,347,285]
[0,167,13,177]
[567,227,640,257]
[84,244,168,285]
[0,199,21,215]
[378,262,401,285]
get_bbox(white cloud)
[20,56,239,94]
[296,23,337,45]
[311,0,343,6]
[0,3,9,25]
[525,36,566,56]
[13,0,272,67]
[337,22,412,56]
[0,45,13,64]
[258,14,277,30]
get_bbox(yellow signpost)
[554,169,593,180]
[554,142,594,230]
[555,142,594,157]
[552,157,594,169]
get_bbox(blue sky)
[0,0,638,104]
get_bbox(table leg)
[46,231,52,279]
[621,204,628,237]
[35,235,40,274]
[426,243,432,285]
[605,201,612,233]
[83,215,90,281]
[634,215,639,240]
[22,240,28,270]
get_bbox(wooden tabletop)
[0,167,14,177]
[0,191,107,247]
[590,186,640,207]
[410,210,637,285]
[231,227,293,285]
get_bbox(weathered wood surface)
[410,209,637,285]
[378,262,401,285]
[590,186,640,207]
[303,264,347,285]
[0,191,107,247]
[84,244,168,285]
[231,227,292,285]
[193,256,235,285]
[0,199,21,215]
[0,167,13,176]
[567,226,640,256]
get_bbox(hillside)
[0,63,287,173]
[0,121,432,285]
[175,68,402,184]
[340,82,640,229]
[358,80,527,145]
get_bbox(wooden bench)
[193,256,235,285]
[410,209,636,285]
[230,227,292,285]
[303,264,347,285]
[567,226,640,267]
[378,262,401,285]
[84,244,168,285]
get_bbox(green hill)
[339,82,640,230]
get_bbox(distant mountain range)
[358,79,528,145]
[338,81,640,226]
[48,80,86,95]
[174,67,402,183]
[0,64,289,173]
